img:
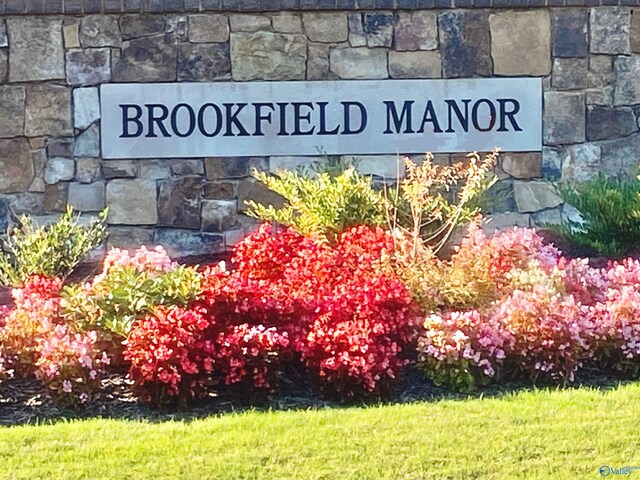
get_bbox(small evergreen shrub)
[555,173,640,257]
[247,167,387,239]
[0,207,108,286]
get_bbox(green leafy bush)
[555,173,640,257]
[62,246,201,338]
[0,207,108,286]
[246,167,387,239]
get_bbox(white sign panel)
[100,79,542,159]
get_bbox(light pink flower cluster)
[444,226,563,309]
[35,325,109,405]
[0,276,64,377]
[580,283,640,372]
[418,310,508,388]
[94,246,175,283]
[494,286,585,382]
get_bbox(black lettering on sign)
[383,101,415,134]
[445,99,471,133]
[197,103,223,137]
[497,99,523,132]
[114,94,527,146]
[146,104,171,138]
[120,104,143,138]
[341,101,367,135]
[417,101,443,134]
[276,102,289,136]
[471,99,496,132]
[253,103,276,136]
[171,103,196,138]
[317,101,340,135]
[291,102,315,136]
[223,103,250,137]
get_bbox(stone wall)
[0,6,639,255]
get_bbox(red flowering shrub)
[124,305,215,405]
[215,324,290,390]
[294,227,417,397]
[0,275,108,406]
[298,309,411,396]
[198,223,419,399]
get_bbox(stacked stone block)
[0,8,639,254]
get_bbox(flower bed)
[1,220,640,409]
[2,152,640,409]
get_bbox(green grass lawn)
[2,384,640,480]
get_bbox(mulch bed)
[0,366,443,426]
[0,365,631,427]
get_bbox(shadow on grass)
[1,365,636,428]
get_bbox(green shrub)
[62,260,201,338]
[246,167,387,239]
[0,207,108,286]
[554,173,640,257]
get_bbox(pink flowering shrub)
[494,287,586,382]
[91,245,176,285]
[62,245,201,338]
[418,227,640,390]
[581,285,640,375]
[35,326,109,406]
[418,310,508,390]
[0,275,108,405]
[0,276,63,377]
[442,225,562,309]
[561,258,640,374]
